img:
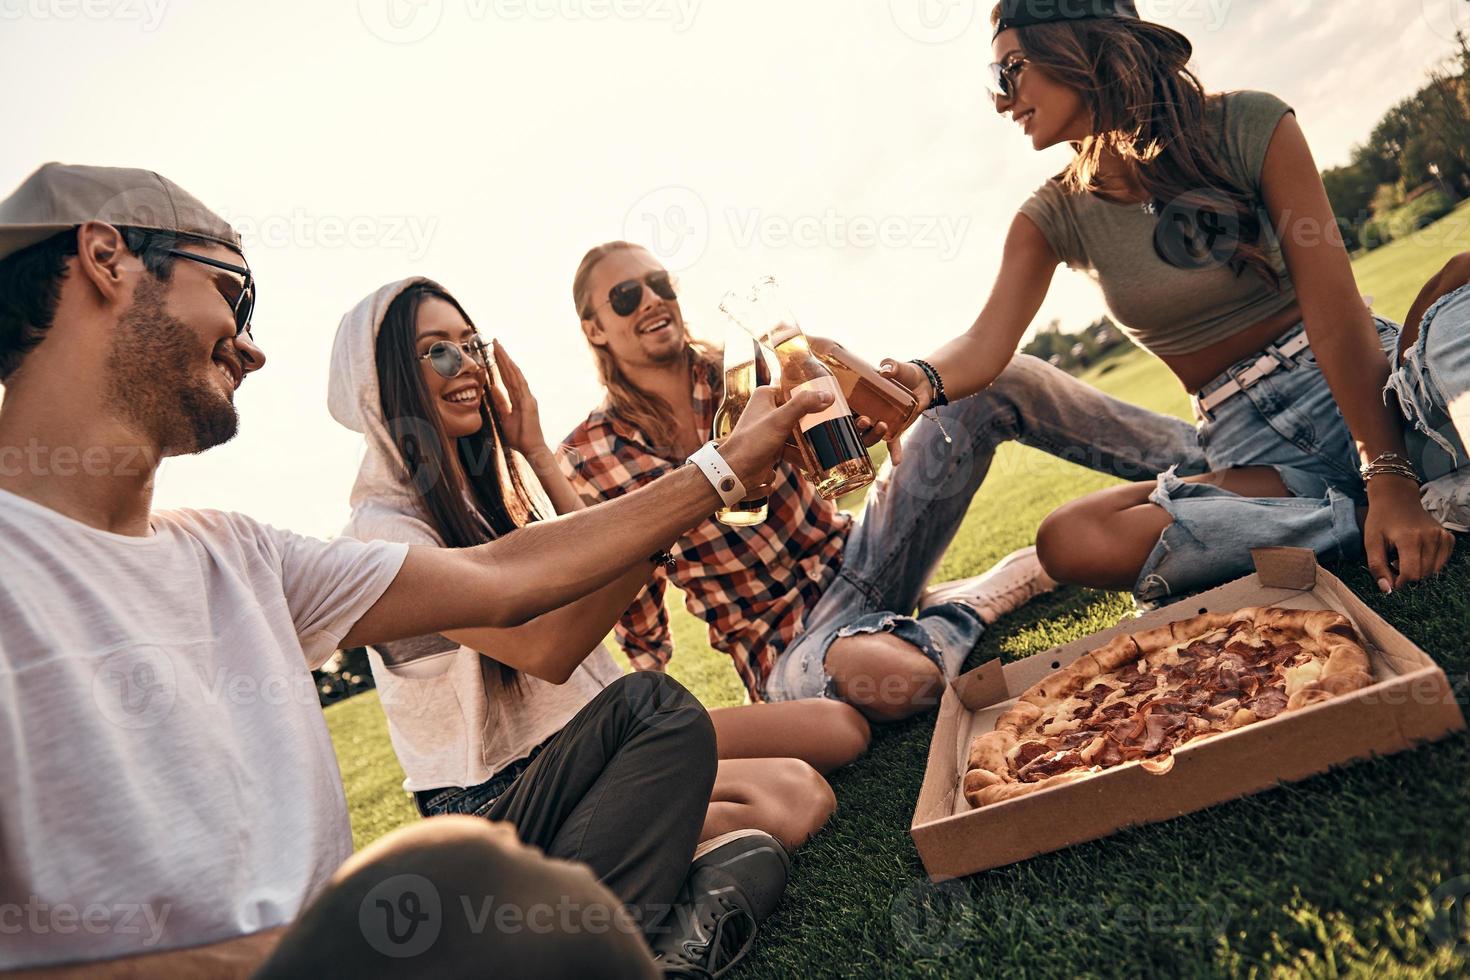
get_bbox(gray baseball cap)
[0,162,241,262]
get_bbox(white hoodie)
[328,278,621,793]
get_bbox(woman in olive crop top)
[881,1,1467,605]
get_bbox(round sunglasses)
[419,337,491,379]
[589,270,678,319]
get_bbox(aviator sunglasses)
[419,336,491,379]
[590,270,678,319]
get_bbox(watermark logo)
[624,185,710,272]
[217,208,439,261]
[359,0,700,43]
[0,0,170,31]
[358,0,445,43]
[727,209,970,261]
[1152,191,1243,272]
[1423,0,1470,42]
[889,0,977,44]
[359,874,443,958]
[889,879,982,957]
[1428,874,1470,955]
[92,646,178,730]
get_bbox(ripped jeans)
[1135,292,1468,605]
[764,353,1207,702]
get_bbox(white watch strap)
[686,442,747,508]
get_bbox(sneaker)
[1422,469,1470,533]
[652,829,790,978]
[918,546,1059,625]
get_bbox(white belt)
[1195,332,1312,415]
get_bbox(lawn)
[326,210,1470,977]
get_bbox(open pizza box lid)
[909,548,1466,882]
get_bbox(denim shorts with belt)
[1136,292,1468,605]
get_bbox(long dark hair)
[994,7,1280,287]
[374,280,544,691]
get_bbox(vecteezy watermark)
[92,646,179,731]
[889,0,979,45]
[360,874,443,958]
[216,208,439,261]
[0,898,173,947]
[1422,0,1470,42]
[0,0,169,31]
[889,879,1235,958]
[727,208,971,262]
[358,0,700,44]
[358,875,646,959]
[624,185,710,272]
[622,186,971,270]
[889,0,1234,45]
[1428,874,1470,955]
[0,440,160,479]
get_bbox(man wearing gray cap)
[0,163,827,977]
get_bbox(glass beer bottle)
[750,279,874,499]
[713,337,770,526]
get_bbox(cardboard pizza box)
[909,548,1466,881]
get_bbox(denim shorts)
[1136,303,1467,605]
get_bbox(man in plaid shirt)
[561,242,1200,721]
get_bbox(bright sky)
[2,0,1466,537]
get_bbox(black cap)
[993,0,1191,57]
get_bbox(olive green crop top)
[1019,91,1299,357]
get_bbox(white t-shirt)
[0,489,409,970]
[349,504,621,793]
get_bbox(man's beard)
[104,276,239,456]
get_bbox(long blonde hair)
[994,7,1280,286]
[572,241,718,455]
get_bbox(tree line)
[1322,30,1469,252]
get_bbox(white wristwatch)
[686,441,747,509]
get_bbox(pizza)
[963,606,1374,809]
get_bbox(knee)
[1442,252,1470,287]
[612,672,717,786]
[761,760,837,850]
[1036,504,1097,585]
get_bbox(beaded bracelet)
[1360,452,1419,485]
[909,358,949,409]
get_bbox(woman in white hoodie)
[329,278,871,852]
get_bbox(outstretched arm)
[881,213,1060,417]
[1260,112,1455,590]
[343,384,832,649]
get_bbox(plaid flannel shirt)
[559,356,852,701]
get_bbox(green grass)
[326,230,1470,976]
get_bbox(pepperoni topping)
[1013,741,1049,769]
[1248,687,1289,719]
[1126,674,1159,696]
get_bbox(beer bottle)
[749,279,874,500]
[713,337,770,527]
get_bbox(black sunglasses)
[166,248,256,338]
[590,271,678,319]
[419,337,490,379]
[986,56,1028,100]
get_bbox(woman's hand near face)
[489,340,548,458]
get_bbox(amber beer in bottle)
[713,338,770,526]
[761,318,874,500]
